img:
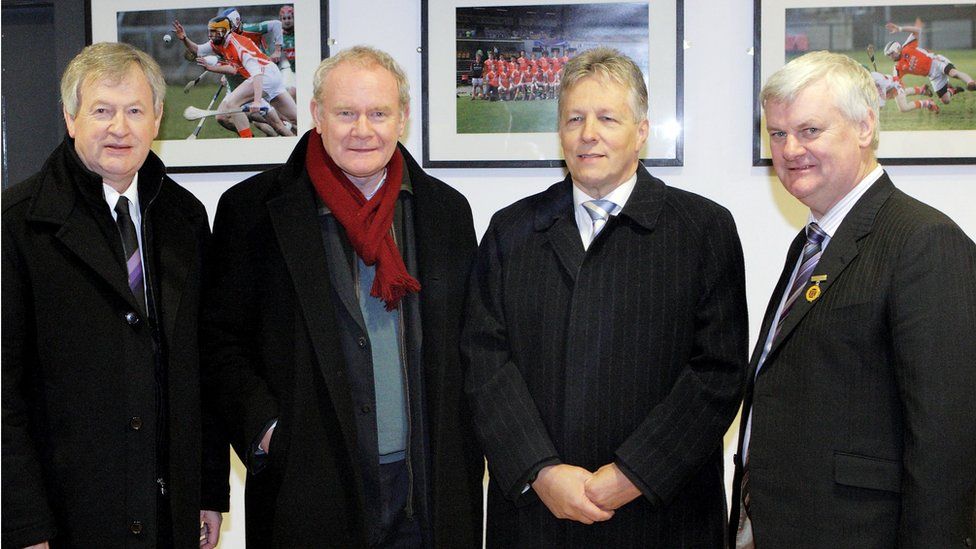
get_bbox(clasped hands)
[531,463,641,524]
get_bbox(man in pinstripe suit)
[463,47,749,548]
[730,51,976,548]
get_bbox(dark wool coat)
[463,167,749,548]
[729,174,976,548]
[200,134,484,548]
[2,137,228,548]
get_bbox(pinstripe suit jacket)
[729,174,976,548]
[463,166,748,548]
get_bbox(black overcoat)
[728,174,976,547]
[200,134,484,547]
[1,138,227,547]
[463,167,749,548]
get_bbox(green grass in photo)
[456,94,559,134]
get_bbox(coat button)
[129,417,143,430]
[965,537,973,547]
[357,336,367,349]
[124,312,140,325]
[129,521,143,535]
[361,405,371,414]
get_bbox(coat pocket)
[833,451,902,493]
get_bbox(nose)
[350,114,372,138]
[580,116,598,142]
[108,110,130,136]
[782,134,804,160]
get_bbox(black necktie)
[114,196,146,314]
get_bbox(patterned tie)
[115,197,146,314]
[771,222,827,342]
[583,199,618,243]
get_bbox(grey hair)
[61,42,166,117]
[312,46,410,113]
[558,47,648,123]
[761,50,880,150]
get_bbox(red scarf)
[305,135,420,310]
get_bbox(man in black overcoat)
[200,46,483,547]
[463,47,749,547]
[730,50,976,549]
[2,42,227,548]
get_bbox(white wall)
[176,0,975,545]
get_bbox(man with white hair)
[200,45,484,547]
[2,42,227,548]
[730,50,976,548]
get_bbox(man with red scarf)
[200,46,483,547]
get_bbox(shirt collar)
[572,172,639,214]
[102,172,141,219]
[809,164,883,238]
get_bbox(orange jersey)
[208,33,272,79]
[894,37,934,78]
[486,70,499,87]
[545,69,557,84]
[484,59,496,73]
[499,73,511,87]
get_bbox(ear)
[152,103,163,139]
[856,109,876,149]
[398,103,410,136]
[310,100,323,134]
[64,106,77,138]
[636,118,649,151]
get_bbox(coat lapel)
[147,193,195,342]
[266,167,359,445]
[764,174,895,363]
[27,165,143,314]
[535,177,584,280]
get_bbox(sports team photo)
[454,2,649,134]
[117,3,298,141]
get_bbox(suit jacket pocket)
[833,451,902,493]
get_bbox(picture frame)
[754,0,976,166]
[88,0,329,172]
[421,0,683,168]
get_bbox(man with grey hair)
[200,45,484,547]
[730,50,976,548]
[463,46,748,547]
[2,42,227,548]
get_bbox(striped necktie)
[115,196,146,314]
[772,222,827,342]
[583,198,618,243]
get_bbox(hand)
[583,463,642,511]
[885,22,899,34]
[271,45,282,63]
[173,20,186,40]
[531,464,613,524]
[25,542,49,549]
[248,103,265,115]
[199,510,222,548]
[866,44,875,56]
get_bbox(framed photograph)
[422,0,682,168]
[88,0,329,172]
[754,0,976,165]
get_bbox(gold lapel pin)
[805,274,828,302]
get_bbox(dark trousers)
[374,459,422,548]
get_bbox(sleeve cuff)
[614,457,662,507]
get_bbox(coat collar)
[532,164,665,280]
[24,136,169,317]
[761,172,896,364]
